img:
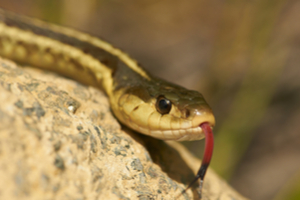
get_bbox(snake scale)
[0,8,215,198]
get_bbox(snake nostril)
[184,109,190,118]
[133,105,139,111]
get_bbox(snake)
[0,8,215,198]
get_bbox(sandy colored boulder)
[0,57,248,200]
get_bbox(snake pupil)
[156,96,172,115]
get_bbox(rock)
[0,57,248,200]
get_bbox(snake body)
[0,8,215,141]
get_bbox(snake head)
[111,77,215,141]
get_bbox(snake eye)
[156,95,172,115]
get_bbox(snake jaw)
[125,114,214,141]
[174,109,215,141]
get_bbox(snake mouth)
[129,120,214,141]
[171,120,214,141]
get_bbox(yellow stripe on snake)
[0,8,215,198]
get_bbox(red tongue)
[179,122,214,199]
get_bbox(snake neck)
[0,9,150,97]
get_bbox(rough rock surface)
[0,57,248,200]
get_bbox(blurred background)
[0,0,299,199]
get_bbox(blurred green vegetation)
[274,170,300,200]
[36,0,64,23]
[210,0,286,178]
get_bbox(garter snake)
[0,8,215,197]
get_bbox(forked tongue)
[179,122,214,199]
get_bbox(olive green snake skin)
[0,8,215,141]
